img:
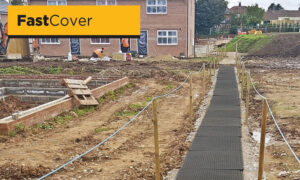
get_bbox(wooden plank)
[77,99,99,106]
[62,77,99,106]
[67,84,88,89]
[63,79,85,85]
[70,89,92,95]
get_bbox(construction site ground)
[245,57,300,179]
[0,96,33,119]
[0,59,213,179]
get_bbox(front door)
[138,31,148,55]
[70,38,81,55]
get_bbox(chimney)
[239,2,241,7]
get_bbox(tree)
[195,0,228,35]
[228,4,264,31]
[10,0,24,5]
[268,3,284,11]
[246,4,265,26]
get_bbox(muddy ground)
[0,96,33,119]
[0,60,212,179]
[245,57,300,179]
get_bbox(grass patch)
[98,83,136,103]
[15,123,25,132]
[225,34,274,53]
[0,66,42,75]
[165,84,174,90]
[29,106,93,132]
[95,127,110,133]
[74,106,95,117]
[47,66,63,74]
[144,96,153,102]
[9,131,16,137]
[115,103,145,117]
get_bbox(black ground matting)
[195,126,241,137]
[176,169,243,180]
[201,119,241,127]
[176,66,243,180]
[180,151,243,170]
[205,109,241,118]
[190,136,241,151]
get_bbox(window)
[157,30,177,45]
[47,0,67,5]
[91,38,110,44]
[41,38,60,44]
[147,0,167,14]
[96,0,117,5]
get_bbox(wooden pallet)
[62,77,99,106]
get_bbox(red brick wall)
[29,0,194,57]
[0,77,129,134]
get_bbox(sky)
[227,0,300,10]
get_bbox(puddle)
[252,130,271,144]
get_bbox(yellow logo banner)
[8,5,140,37]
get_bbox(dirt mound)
[0,163,51,179]
[0,96,32,119]
[250,34,300,57]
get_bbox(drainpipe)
[187,0,189,57]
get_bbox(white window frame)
[90,38,110,44]
[47,0,67,5]
[40,38,60,44]
[157,30,178,46]
[146,0,167,14]
[96,0,117,5]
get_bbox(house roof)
[0,0,8,14]
[228,6,247,14]
[264,10,300,21]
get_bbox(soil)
[0,61,213,179]
[250,33,300,57]
[244,57,300,179]
[0,60,204,79]
[0,96,32,119]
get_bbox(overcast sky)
[227,0,300,10]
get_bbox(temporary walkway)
[177,65,243,180]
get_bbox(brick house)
[0,0,8,25]
[28,0,195,57]
[264,10,300,25]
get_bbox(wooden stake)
[258,99,267,180]
[153,99,160,180]
[235,42,238,59]
[240,63,245,99]
[237,60,240,78]
[213,59,216,75]
[189,74,193,121]
[245,73,250,125]
[202,64,206,98]
[209,62,212,76]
